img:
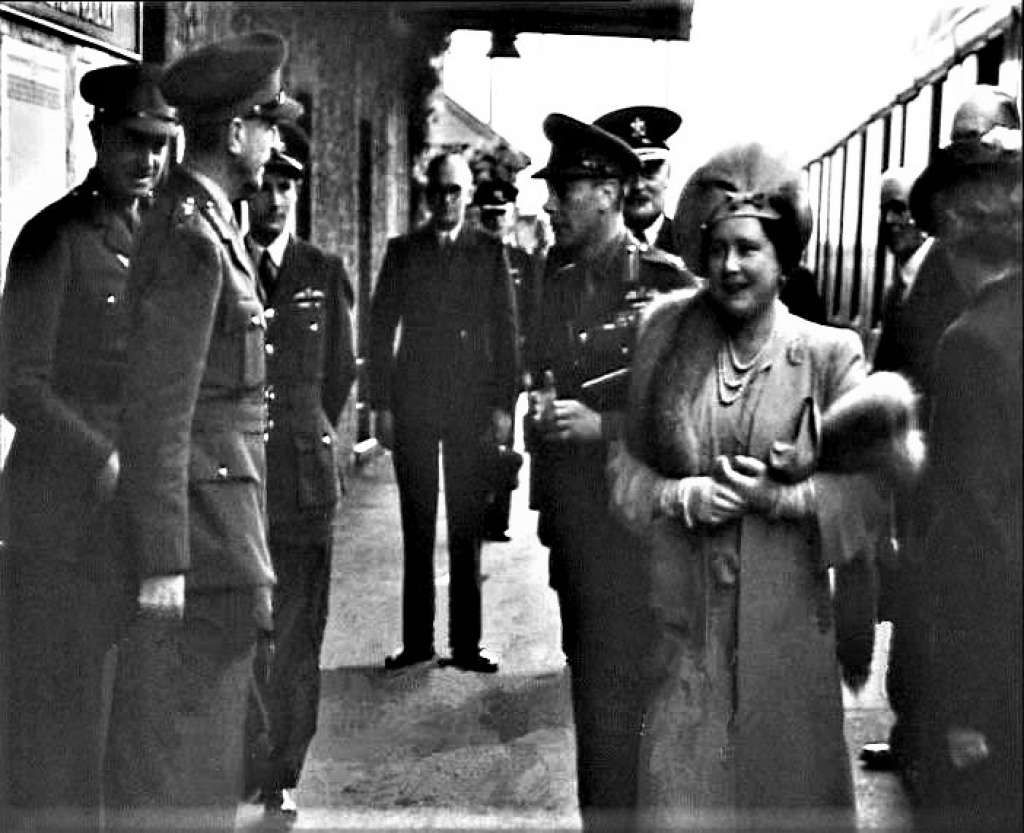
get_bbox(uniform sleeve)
[367,239,402,411]
[490,241,520,411]
[321,254,356,426]
[0,210,116,472]
[119,222,222,578]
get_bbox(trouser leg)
[392,419,441,655]
[262,536,332,790]
[104,590,258,833]
[441,428,485,657]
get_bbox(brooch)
[786,338,806,366]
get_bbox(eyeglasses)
[427,184,463,198]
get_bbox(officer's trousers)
[4,555,119,833]
[392,410,486,657]
[254,534,332,792]
[104,589,261,833]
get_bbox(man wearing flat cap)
[594,105,682,257]
[243,122,355,821]
[0,62,175,832]
[525,113,697,832]
[102,32,302,831]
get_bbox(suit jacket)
[257,235,356,540]
[368,224,518,421]
[118,165,274,592]
[0,169,134,569]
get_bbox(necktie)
[259,250,278,302]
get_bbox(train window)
[903,88,932,176]
[805,161,823,279]
[863,119,887,329]
[827,148,845,319]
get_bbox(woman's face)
[706,216,782,324]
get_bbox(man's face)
[93,121,169,200]
[624,157,670,231]
[248,170,299,243]
[880,195,925,261]
[543,177,608,251]
[234,117,280,199]
[427,157,473,231]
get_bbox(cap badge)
[630,117,647,140]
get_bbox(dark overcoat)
[262,236,355,542]
[0,171,134,570]
[916,271,1022,832]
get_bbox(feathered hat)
[673,143,810,274]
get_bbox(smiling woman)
[608,141,890,832]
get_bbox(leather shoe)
[860,742,899,771]
[384,649,437,671]
[439,652,499,673]
[262,787,298,822]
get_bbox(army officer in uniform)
[0,63,176,832]
[103,33,301,832]
[594,105,683,257]
[526,113,697,833]
[245,123,356,820]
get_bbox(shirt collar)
[901,235,934,292]
[640,214,666,246]
[436,221,462,245]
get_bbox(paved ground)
[239,443,914,832]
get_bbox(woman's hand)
[717,455,816,520]
[717,455,778,514]
[539,398,602,443]
[665,472,746,527]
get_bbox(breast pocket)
[225,297,266,388]
[277,295,326,380]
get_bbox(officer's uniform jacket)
[0,170,136,568]
[255,234,356,542]
[118,165,274,591]
[526,230,697,554]
[368,224,518,421]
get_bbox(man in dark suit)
[912,130,1021,833]
[102,33,302,832]
[244,123,356,820]
[369,151,518,674]
[526,113,697,833]
[594,106,682,257]
[0,63,176,832]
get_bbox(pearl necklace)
[716,337,766,406]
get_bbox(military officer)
[0,63,176,832]
[594,105,683,257]
[471,178,528,543]
[526,113,697,833]
[102,32,302,832]
[244,123,356,821]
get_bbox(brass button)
[321,434,332,446]
[265,343,275,356]
[106,294,117,305]
[309,322,320,332]
[216,465,229,479]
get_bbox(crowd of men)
[0,24,1019,833]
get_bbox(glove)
[717,455,816,521]
[658,473,745,528]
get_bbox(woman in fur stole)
[608,143,889,832]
